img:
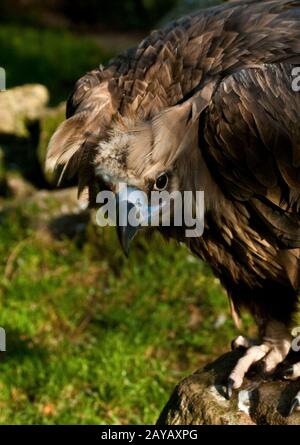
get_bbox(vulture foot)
[225,342,276,398]
[225,346,300,414]
[225,321,292,403]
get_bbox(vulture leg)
[225,321,291,398]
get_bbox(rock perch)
[157,351,300,425]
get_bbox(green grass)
[0,25,114,104]
[0,195,252,424]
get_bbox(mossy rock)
[38,102,66,185]
[0,84,49,138]
[158,351,300,425]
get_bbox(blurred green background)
[0,0,252,425]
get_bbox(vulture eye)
[155,173,168,191]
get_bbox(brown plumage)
[46,0,300,412]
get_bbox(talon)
[231,335,251,351]
[225,377,234,400]
[282,366,294,380]
[289,398,299,416]
[281,362,300,381]
[231,339,246,351]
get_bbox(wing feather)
[203,62,300,247]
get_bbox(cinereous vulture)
[46,0,300,414]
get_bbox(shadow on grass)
[2,327,48,363]
[0,122,48,189]
[48,212,90,240]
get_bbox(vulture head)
[46,80,215,255]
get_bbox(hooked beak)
[116,201,139,257]
[115,185,166,257]
[115,186,148,257]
